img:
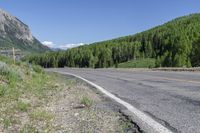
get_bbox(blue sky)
[0,0,200,48]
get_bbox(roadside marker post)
[0,47,21,62]
[12,47,16,64]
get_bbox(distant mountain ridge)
[0,8,50,53]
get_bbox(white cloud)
[42,41,55,48]
[58,43,85,50]
[41,41,85,50]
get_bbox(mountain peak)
[0,8,34,42]
[0,8,49,53]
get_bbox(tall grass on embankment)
[0,56,64,131]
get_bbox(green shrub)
[0,61,19,83]
[32,65,44,74]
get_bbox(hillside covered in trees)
[24,13,200,68]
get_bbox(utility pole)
[12,47,15,64]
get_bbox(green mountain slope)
[0,8,50,53]
[25,13,200,68]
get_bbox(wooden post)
[12,47,15,64]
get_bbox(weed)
[81,96,93,107]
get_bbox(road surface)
[49,68,200,133]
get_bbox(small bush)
[32,65,44,74]
[0,61,19,82]
[81,96,93,107]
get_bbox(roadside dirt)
[44,75,141,133]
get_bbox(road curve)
[48,68,200,133]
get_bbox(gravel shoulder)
[44,74,141,133]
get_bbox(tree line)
[23,13,200,68]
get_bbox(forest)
[23,13,200,68]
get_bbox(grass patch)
[2,117,18,129]
[117,58,156,68]
[20,124,36,133]
[119,120,135,133]
[118,116,144,133]
[0,61,20,83]
[81,96,93,107]
[0,86,6,96]
[29,110,54,121]
[0,55,13,65]
[16,101,31,112]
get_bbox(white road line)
[53,70,173,133]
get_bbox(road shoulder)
[44,73,142,132]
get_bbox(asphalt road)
[49,68,200,133]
